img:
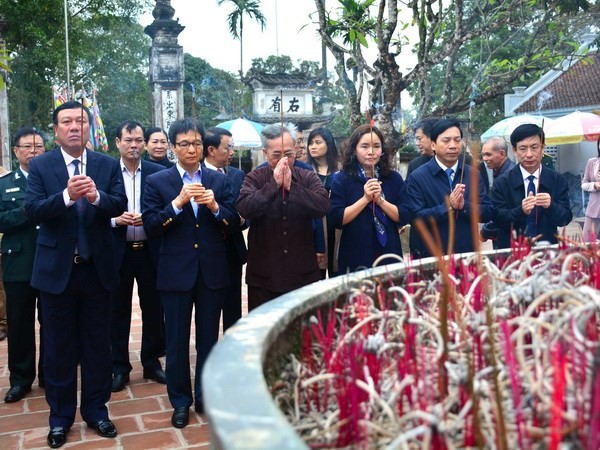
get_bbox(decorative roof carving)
[145,0,184,40]
[244,73,318,90]
[153,0,175,21]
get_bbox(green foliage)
[246,55,321,77]
[0,0,152,151]
[327,0,376,47]
[216,0,266,40]
[183,54,251,127]
[315,0,598,149]
[0,48,10,90]
[216,0,266,74]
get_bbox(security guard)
[0,127,46,402]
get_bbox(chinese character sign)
[161,89,178,132]
[265,94,304,115]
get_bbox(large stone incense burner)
[203,243,600,449]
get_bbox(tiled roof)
[515,52,600,113]
[244,73,318,89]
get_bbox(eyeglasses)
[175,141,202,149]
[516,144,542,154]
[17,144,45,151]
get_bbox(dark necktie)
[526,174,537,237]
[73,160,91,259]
[445,168,454,188]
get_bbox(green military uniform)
[0,169,44,388]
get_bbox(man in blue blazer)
[491,124,572,248]
[110,120,166,393]
[407,118,493,257]
[24,101,127,448]
[202,127,247,332]
[142,119,236,429]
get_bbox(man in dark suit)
[0,127,46,403]
[479,137,516,246]
[110,120,166,393]
[491,124,572,248]
[406,118,493,257]
[24,101,127,448]
[406,118,438,178]
[143,119,236,429]
[203,127,247,331]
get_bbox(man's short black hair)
[430,118,463,142]
[204,127,233,149]
[52,100,92,125]
[414,117,440,138]
[115,120,144,139]
[168,119,205,146]
[510,123,545,148]
[13,127,46,147]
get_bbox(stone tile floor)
[0,283,248,450]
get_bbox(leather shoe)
[87,418,117,438]
[143,368,166,384]
[171,407,189,428]
[4,385,31,403]
[111,374,129,392]
[195,401,204,414]
[47,427,69,448]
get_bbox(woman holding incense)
[307,127,339,278]
[330,124,413,274]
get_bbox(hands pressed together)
[68,175,97,203]
[115,211,143,227]
[449,184,466,210]
[273,157,292,191]
[175,182,219,213]
[522,192,551,215]
[363,178,382,204]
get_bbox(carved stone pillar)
[144,0,185,154]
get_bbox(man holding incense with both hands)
[143,119,237,429]
[490,123,571,248]
[406,118,493,257]
[25,100,127,448]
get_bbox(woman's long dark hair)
[341,124,392,179]
[597,136,600,158]
[306,128,339,174]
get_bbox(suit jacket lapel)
[509,166,525,202]
[50,148,70,188]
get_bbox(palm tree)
[216,0,266,76]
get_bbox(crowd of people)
[0,100,584,448]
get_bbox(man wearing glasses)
[142,119,236,428]
[0,127,46,404]
[491,124,572,248]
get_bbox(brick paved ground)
[0,282,248,450]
